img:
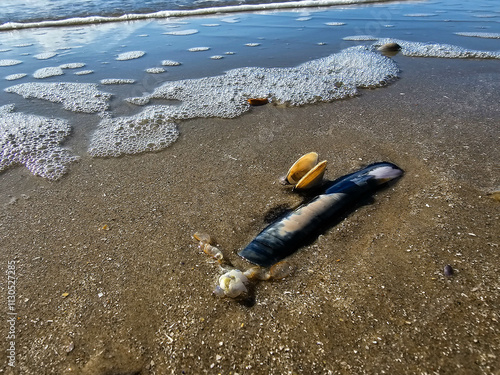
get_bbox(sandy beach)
[1,1,500,374]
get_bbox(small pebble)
[377,42,402,56]
[444,264,454,277]
[66,341,74,353]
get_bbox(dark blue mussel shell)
[238,162,403,267]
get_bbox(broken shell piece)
[193,232,224,261]
[295,160,327,191]
[193,232,211,243]
[286,152,319,185]
[488,191,500,202]
[248,98,269,106]
[269,261,292,279]
[216,270,248,298]
[244,266,271,281]
[244,261,292,280]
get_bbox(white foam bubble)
[74,70,94,75]
[471,14,497,18]
[210,55,224,60]
[325,22,346,26]
[100,78,136,84]
[188,47,210,52]
[161,60,181,66]
[0,59,22,67]
[163,29,199,35]
[146,67,166,74]
[88,108,179,157]
[34,52,57,60]
[343,35,378,41]
[33,67,64,79]
[404,13,437,17]
[375,38,500,59]
[5,82,112,113]
[220,17,240,23]
[5,73,27,81]
[245,43,260,47]
[0,105,78,180]
[60,62,86,69]
[455,32,500,39]
[116,51,145,61]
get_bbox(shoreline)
[0,0,409,31]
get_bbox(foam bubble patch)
[375,38,500,59]
[116,51,145,61]
[455,32,500,39]
[5,82,112,113]
[94,46,398,157]
[33,67,64,79]
[0,60,23,67]
[88,108,179,157]
[0,105,78,180]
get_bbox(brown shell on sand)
[247,98,269,106]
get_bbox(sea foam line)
[0,0,397,30]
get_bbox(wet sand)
[1,52,499,374]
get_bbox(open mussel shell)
[295,160,327,190]
[285,152,319,185]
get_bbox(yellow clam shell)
[295,160,327,190]
[286,152,319,184]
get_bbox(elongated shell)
[239,162,404,267]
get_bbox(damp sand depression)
[1,0,500,373]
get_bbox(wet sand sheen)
[1,54,499,373]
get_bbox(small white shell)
[218,270,248,298]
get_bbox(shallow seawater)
[1,0,499,179]
[0,0,499,374]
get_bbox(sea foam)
[94,46,398,157]
[89,108,179,157]
[0,105,78,180]
[374,38,500,59]
[5,82,112,113]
